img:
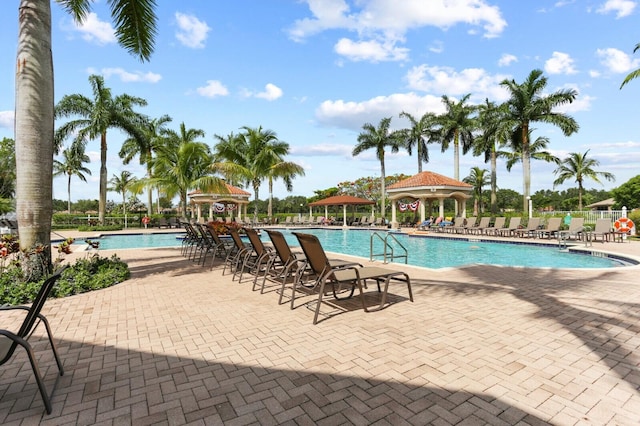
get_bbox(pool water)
[86,229,631,269]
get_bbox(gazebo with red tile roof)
[188,183,251,222]
[308,195,375,227]
[386,171,473,228]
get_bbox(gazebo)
[386,171,473,228]
[308,195,375,227]
[188,183,251,223]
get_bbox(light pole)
[526,196,532,219]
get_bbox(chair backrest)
[545,217,562,230]
[525,217,541,230]
[508,217,521,229]
[492,217,506,229]
[228,228,247,251]
[568,217,585,231]
[465,217,477,227]
[476,217,490,228]
[453,217,465,227]
[594,218,612,233]
[19,267,67,340]
[204,224,225,246]
[266,230,295,264]
[293,232,331,277]
[245,228,266,256]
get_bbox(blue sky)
[1,0,640,205]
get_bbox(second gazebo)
[387,171,473,228]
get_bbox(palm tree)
[435,94,476,182]
[53,147,92,214]
[55,74,148,225]
[552,150,615,210]
[120,114,172,215]
[153,122,225,217]
[213,126,301,219]
[500,133,560,177]
[14,0,156,278]
[463,167,490,216]
[0,137,16,200]
[398,111,437,173]
[621,42,640,89]
[474,100,510,214]
[500,69,579,211]
[108,170,137,227]
[352,117,403,218]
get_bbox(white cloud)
[255,83,283,101]
[545,51,578,75]
[429,40,444,54]
[288,0,506,62]
[196,80,229,98]
[0,111,14,129]
[95,67,162,83]
[596,0,636,18]
[334,37,409,62]
[596,47,640,73]
[291,143,354,157]
[175,12,210,49]
[315,92,443,131]
[405,64,510,101]
[71,12,116,45]
[498,53,517,67]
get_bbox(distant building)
[585,198,615,211]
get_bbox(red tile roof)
[308,195,375,206]
[387,171,472,190]
[188,183,251,196]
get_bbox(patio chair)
[590,218,613,243]
[448,217,471,234]
[243,227,278,288]
[467,217,490,235]
[293,232,413,324]
[483,217,506,236]
[201,224,235,268]
[498,217,521,237]
[180,222,202,259]
[222,228,253,277]
[158,217,170,228]
[514,217,541,238]
[1,266,68,414]
[558,217,585,241]
[537,217,562,239]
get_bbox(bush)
[0,254,130,305]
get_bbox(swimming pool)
[84,229,635,269]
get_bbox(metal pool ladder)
[370,232,408,264]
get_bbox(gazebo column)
[342,204,347,227]
[197,204,202,223]
[419,198,426,222]
[461,198,467,218]
[308,207,313,220]
[324,206,328,220]
[391,201,398,229]
[209,204,213,221]
[438,198,445,218]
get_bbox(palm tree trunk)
[15,0,54,279]
[67,175,72,214]
[253,182,260,220]
[453,132,460,215]
[268,177,273,218]
[521,125,531,212]
[146,163,153,215]
[380,159,386,218]
[417,140,423,173]
[99,132,108,224]
[490,149,497,214]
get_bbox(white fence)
[538,210,627,224]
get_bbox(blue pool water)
[86,229,633,269]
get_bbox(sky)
[1,0,640,206]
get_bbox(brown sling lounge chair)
[293,232,413,324]
[1,267,67,414]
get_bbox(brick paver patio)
[2,232,640,425]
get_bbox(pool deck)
[2,227,640,424]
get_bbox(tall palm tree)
[153,122,225,217]
[0,137,16,200]
[474,100,510,214]
[621,42,640,89]
[55,74,148,225]
[108,170,137,226]
[552,150,615,210]
[398,111,437,173]
[14,0,156,278]
[265,161,305,218]
[120,114,172,215]
[500,134,560,176]
[463,167,490,216]
[352,117,403,218]
[435,94,476,182]
[500,69,579,211]
[53,147,92,214]
[213,126,300,219]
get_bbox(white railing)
[538,210,626,224]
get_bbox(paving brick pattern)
[2,239,640,425]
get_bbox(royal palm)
[53,148,91,214]
[398,111,437,173]
[14,0,156,278]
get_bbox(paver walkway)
[2,234,640,425]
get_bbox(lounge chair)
[222,228,253,277]
[450,217,474,234]
[498,217,522,237]
[483,217,506,236]
[444,217,466,233]
[1,266,67,414]
[243,227,278,287]
[202,224,235,268]
[158,217,170,228]
[537,217,562,239]
[558,217,585,241]
[467,217,490,235]
[514,217,541,238]
[293,232,413,324]
[590,218,613,243]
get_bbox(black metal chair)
[0,266,68,414]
